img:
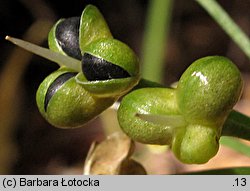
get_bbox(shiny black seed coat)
[44,72,77,111]
[82,53,131,81]
[56,17,82,60]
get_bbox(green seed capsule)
[6,4,140,128]
[36,68,116,128]
[118,88,179,145]
[83,38,139,78]
[79,4,113,52]
[117,56,243,164]
[172,124,219,164]
[48,17,82,60]
[48,4,139,98]
[48,4,112,59]
[77,38,140,97]
[177,56,243,127]
[173,56,243,163]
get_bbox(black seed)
[56,17,82,60]
[82,53,131,81]
[44,72,77,111]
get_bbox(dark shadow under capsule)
[82,53,131,81]
[56,17,82,60]
[44,72,77,111]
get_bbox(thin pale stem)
[5,36,82,72]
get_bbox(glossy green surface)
[118,88,179,145]
[48,4,113,58]
[79,38,140,97]
[76,73,140,97]
[48,5,139,98]
[117,56,243,164]
[79,4,113,52]
[83,38,139,77]
[172,124,219,164]
[177,56,243,127]
[36,68,116,128]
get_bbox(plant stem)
[195,0,250,60]
[141,0,173,83]
[133,78,165,90]
[222,110,250,141]
[220,136,250,157]
[5,36,81,71]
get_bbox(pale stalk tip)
[3,36,82,72]
[136,113,187,127]
[5,35,11,40]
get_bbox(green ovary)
[118,56,242,164]
[45,79,115,128]
[172,124,219,164]
[170,56,242,164]
[177,56,243,126]
[36,68,116,129]
[118,88,179,145]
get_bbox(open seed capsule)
[76,38,140,97]
[36,68,116,128]
[48,4,113,60]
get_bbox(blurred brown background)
[0,0,250,174]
